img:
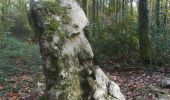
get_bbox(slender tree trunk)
[155,0,160,33]
[138,0,152,64]
[163,0,168,33]
[82,0,87,16]
[102,0,105,27]
[130,0,133,16]
[92,0,97,37]
[92,0,97,21]
[115,0,118,24]
[30,0,35,8]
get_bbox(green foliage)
[0,36,42,96]
[87,9,139,62]
[0,0,33,35]
[0,36,41,82]
[12,16,32,35]
[39,95,46,100]
[0,84,13,96]
[0,37,38,59]
[105,0,122,16]
[45,17,60,31]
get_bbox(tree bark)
[82,0,87,16]
[155,0,160,33]
[92,0,97,37]
[138,0,152,64]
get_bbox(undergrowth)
[0,36,42,96]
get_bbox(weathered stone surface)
[94,67,125,100]
[161,78,170,88]
[30,0,125,100]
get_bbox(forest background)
[0,0,170,99]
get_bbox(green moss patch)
[32,0,72,41]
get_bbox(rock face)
[161,78,170,88]
[30,0,125,100]
[94,67,125,100]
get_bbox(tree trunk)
[155,0,160,33]
[138,0,152,64]
[30,0,125,100]
[82,0,87,16]
[92,0,97,37]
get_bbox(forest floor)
[0,36,170,100]
[103,66,170,99]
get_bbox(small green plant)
[39,95,46,100]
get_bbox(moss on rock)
[31,0,71,40]
[30,0,108,100]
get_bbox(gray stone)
[161,78,170,88]
[94,67,125,100]
[30,0,125,100]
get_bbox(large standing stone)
[30,0,125,100]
